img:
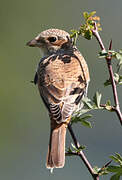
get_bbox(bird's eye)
[48,37,57,43]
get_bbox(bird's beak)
[26,39,38,47]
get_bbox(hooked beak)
[26,39,38,47]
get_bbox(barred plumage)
[27,28,90,170]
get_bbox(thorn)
[109,39,112,50]
[98,160,112,173]
[104,160,112,168]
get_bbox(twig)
[67,19,122,180]
[98,160,112,174]
[68,124,99,180]
[92,22,122,125]
[65,152,78,156]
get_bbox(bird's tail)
[46,118,67,170]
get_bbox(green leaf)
[83,11,96,21]
[67,147,72,153]
[115,50,122,72]
[107,166,122,173]
[110,153,122,166]
[71,114,92,128]
[72,106,92,117]
[80,114,92,120]
[104,74,122,86]
[77,145,86,151]
[110,155,120,163]
[105,100,113,111]
[89,11,96,17]
[118,75,122,84]
[81,119,92,128]
[82,97,93,109]
[116,153,122,162]
[116,52,122,61]
[71,143,77,151]
[66,147,73,155]
[110,174,120,180]
[115,74,122,85]
[93,166,101,174]
[104,79,111,86]
[98,50,108,58]
[119,50,122,54]
[93,92,102,108]
[108,50,116,56]
[70,143,86,153]
[114,73,122,85]
[83,12,89,20]
[70,11,101,41]
[84,29,93,40]
[70,29,79,45]
[106,100,111,106]
[107,153,122,180]
[75,108,92,116]
[66,147,76,156]
[114,73,120,82]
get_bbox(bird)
[26,28,90,171]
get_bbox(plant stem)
[92,23,122,125]
[67,20,122,180]
[106,57,122,125]
[68,124,99,180]
[92,23,105,50]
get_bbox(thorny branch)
[68,19,122,180]
[67,124,112,180]
[68,124,100,180]
[92,22,122,125]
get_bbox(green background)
[0,0,122,179]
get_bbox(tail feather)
[46,123,67,169]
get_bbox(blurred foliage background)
[0,0,122,179]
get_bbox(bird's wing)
[37,50,90,123]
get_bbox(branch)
[98,160,112,174]
[92,22,122,125]
[68,124,99,180]
[68,13,122,180]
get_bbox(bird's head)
[26,29,73,55]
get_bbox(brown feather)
[38,48,90,122]
[46,117,68,169]
[37,46,90,169]
[28,29,90,170]
[27,29,90,170]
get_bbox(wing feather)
[37,49,90,123]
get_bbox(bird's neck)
[40,43,76,56]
